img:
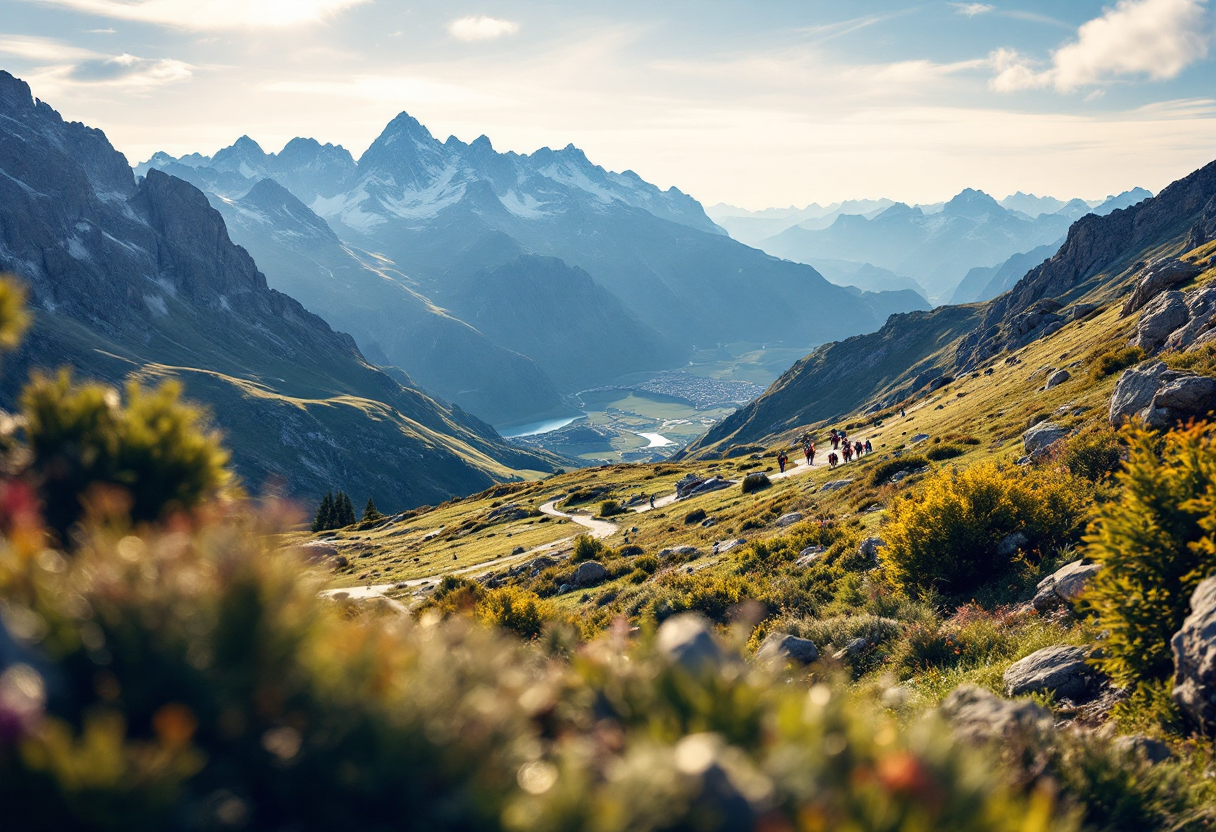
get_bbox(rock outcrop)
[658,614,726,672]
[1023,421,1068,460]
[1004,644,1102,701]
[1171,575,1216,733]
[1110,362,1180,425]
[940,684,1055,745]
[755,633,819,665]
[1142,375,1216,429]
[1132,291,1190,353]
[1120,258,1202,316]
[1032,560,1101,611]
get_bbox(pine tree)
[334,491,356,527]
[312,492,334,533]
[362,497,384,524]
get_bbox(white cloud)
[448,15,520,42]
[991,0,1211,92]
[67,54,193,88]
[0,35,95,62]
[951,3,994,16]
[20,0,371,30]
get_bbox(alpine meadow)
[4,2,1216,830]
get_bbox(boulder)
[658,545,703,558]
[741,472,772,493]
[756,633,819,665]
[1044,369,1070,389]
[1067,303,1099,322]
[1004,644,1101,701]
[1041,321,1064,338]
[658,614,725,672]
[818,479,853,493]
[1022,421,1068,460]
[929,375,954,391]
[1171,575,1216,733]
[775,512,804,528]
[795,545,824,566]
[1032,559,1102,611]
[713,539,746,554]
[1113,734,1172,764]
[1164,286,1216,351]
[859,537,885,566]
[1131,290,1189,354]
[995,531,1029,558]
[833,637,868,660]
[1142,375,1216,429]
[1109,362,1178,425]
[1121,258,1202,316]
[940,684,1054,745]
[910,433,929,443]
[486,502,529,523]
[574,560,608,586]
[672,734,757,831]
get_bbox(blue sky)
[1,0,1214,207]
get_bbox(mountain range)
[685,165,1211,456]
[141,118,928,425]
[0,71,562,510]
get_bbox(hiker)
[828,452,838,468]
[900,408,906,418]
[830,430,839,450]
[808,442,815,465]
[803,443,812,465]
[649,494,655,509]
[864,439,872,455]
[777,450,788,473]
[854,440,863,458]
[843,444,853,463]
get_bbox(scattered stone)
[1004,644,1102,701]
[859,537,885,566]
[1109,361,1178,425]
[941,685,1054,745]
[531,555,557,571]
[995,531,1029,558]
[833,637,869,660]
[775,512,804,528]
[659,546,703,558]
[1143,375,1216,429]
[511,546,525,555]
[795,545,825,566]
[1041,321,1064,338]
[1032,559,1102,612]
[1171,575,1216,733]
[487,503,529,523]
[756,633,819,665]
[818,479,854,493]
[888,467,926,484]
[657,614,725,672]
[677,474,734,499]
[713,538,747,554]
[1023,421,1068,460]
[574,560,608,586]
[1044,369,1071,389]
[671,734,757,831]
[700,517,717,528]
[984,367,995,375]
[1121,258,1202,316]
[910,433,930,443]
[1113,734,1173,764]
[558,583,572,594]
[1132,290,1189,354]
[929,375,955,391]
[1067,303,1099,322]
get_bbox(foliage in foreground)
[1081,424,1216,684]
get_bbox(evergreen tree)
[362,497,384,523]
[312,492,334,532]
[335,491,356,527]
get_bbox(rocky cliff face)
[0,70,560,509]
[955,159,1216,370]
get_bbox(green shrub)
[21,371,231,536]
[683,508,707,524]
[599,499,623,517]
[883,462,1090,598]
[476,586,558,639]
[741,472,772,494]
[1089,346,1145,381]
[868,455,929,487]
[572,534,610,563]
[926,445,966,461]
[1060,427,1123,481]
[1081,425,1216,683]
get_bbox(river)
[499,414,585,438]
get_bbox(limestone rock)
[1164,286,1216,351]
[1171,576,1216,733]
[1113,734,1172,764]
[1109,362,1177,425]
[1044,369,1070,389]
[1142,375,1216,429]
[1004,644,1101,701]
[940,684,1054,745]
[775,512,804,528]
[574,560,608,586]
[859,537,885,566]
[1067,303,1099,321]
[1132,290,1189,354]
[658,614,725,672]
[818,479,853,493]
[996,531,1029,558]
[1033,559,1101,611]
[1121,258,1202,316]
[756,633,819,665]
[1023,421,1068,460]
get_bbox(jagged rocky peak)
[278,137,356,170]
[211,135,272,177]
[238,177,340,242]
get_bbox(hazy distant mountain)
[949,240,1064,305]
[707,200,897,246]
[144,115,925,423]
[0,71,560,509]
[807,259,928,299]
[1093,187,1154,215]
[999,192,1067,217]
[757,189,1075,303]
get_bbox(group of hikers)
[776,428,872,473]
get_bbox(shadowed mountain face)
[685,161,1215,456]
[142,114,927,424]
[0,71,561,510]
